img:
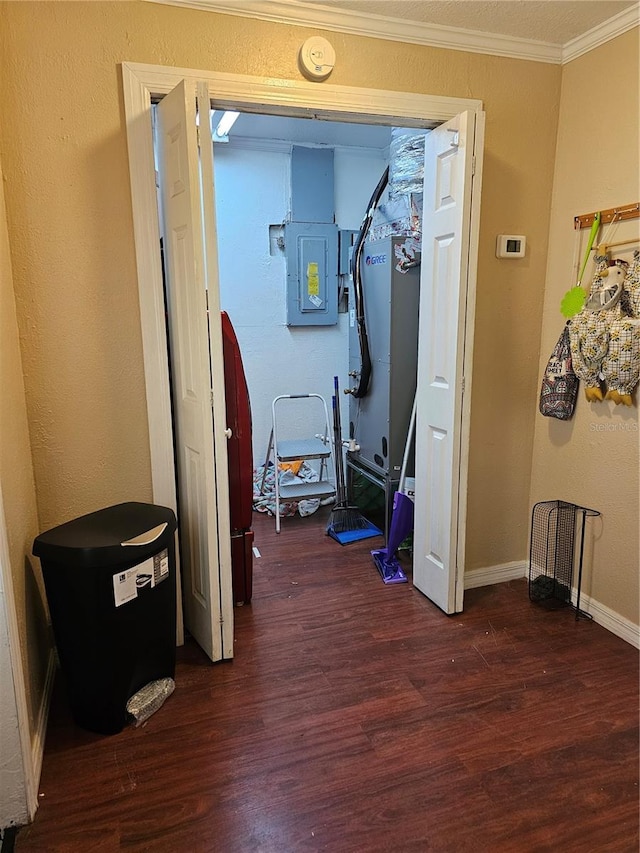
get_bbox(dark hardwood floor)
[17,508,639,852]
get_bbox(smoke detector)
[299,37,336,81]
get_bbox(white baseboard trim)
[30,649,56,804]
[464,560,527,589]
[571,590,640,649]
[464,561,639,649]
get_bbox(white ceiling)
[298,0,637,45]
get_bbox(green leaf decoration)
[561,286,586,318]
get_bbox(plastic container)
[33,502,177,734]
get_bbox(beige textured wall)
[0,2,561,569]
[0,152,49,742]
[531,28,639,626]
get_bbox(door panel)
[196,82,234,659]
[412,110,481,614]
[156,79,233,661]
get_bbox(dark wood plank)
[17,508,639,852]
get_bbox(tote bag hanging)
[539,322,579,420]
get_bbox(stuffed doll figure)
[569,252,640,406]
[600,250,640,406]
[569,255,615,401]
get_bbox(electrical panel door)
[285,222,338,326]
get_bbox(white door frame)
[0,484,37,824]
[121,61,483,603]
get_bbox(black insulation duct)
[351,166,389,399]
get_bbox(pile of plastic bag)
[252,461,331,517]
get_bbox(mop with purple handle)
[371,395,416,584]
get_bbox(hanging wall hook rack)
[575,202,640,230]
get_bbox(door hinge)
[210,390,214,407]
[196,124,201,150]
[471,156,476,176]
[462,377,466,394]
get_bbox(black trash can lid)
[33,502,177,569]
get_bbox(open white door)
[412,109,484,614]
[156,79,234,661]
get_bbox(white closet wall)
[213,138,388,466]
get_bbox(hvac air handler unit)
[346,236,421,538]
[33,502,177,735]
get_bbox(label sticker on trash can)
[153,549,170,585]
[112,549,169,608]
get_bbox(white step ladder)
[260,394,336,533]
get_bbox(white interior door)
[156,79,233,661]
[412,109,484,614]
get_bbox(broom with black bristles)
[326,376,371,539]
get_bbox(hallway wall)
[0,1,561,574]
[531,28,639,628]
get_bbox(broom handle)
[333,375,342,440]
[332,394,345,503]
[334,376,347,502]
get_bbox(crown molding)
[562,4,640,63]
[146,0,562,63]
[148,0,640,65]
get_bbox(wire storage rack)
[529,500,600,620]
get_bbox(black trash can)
[33,502,177,735]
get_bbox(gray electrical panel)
[285,146,338,326]
[290,147,334,224]
[285,222,338,326]
[347,236,421,479]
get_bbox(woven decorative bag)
[539,323,579,420]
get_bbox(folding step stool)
[260,394,336,533]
